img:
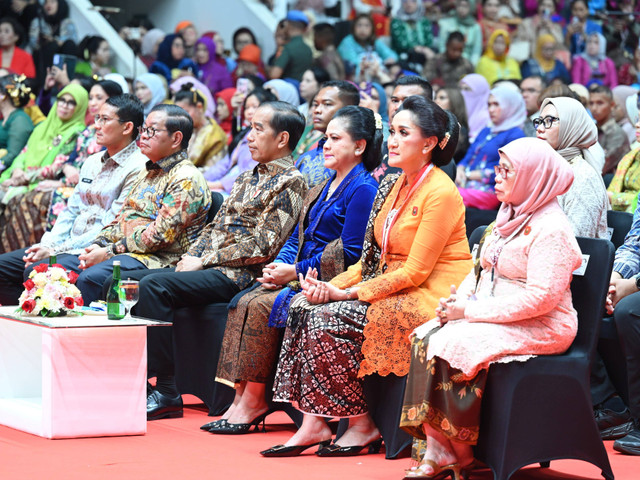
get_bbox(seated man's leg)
[135,268,240,420]
[75,254,146,304]
[100,268,174,301]
[591,350,632,439]
[613,291,640,455]
[0,248,30,305]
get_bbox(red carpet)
[0,397,636,480]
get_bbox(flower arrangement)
[18,263,84,317]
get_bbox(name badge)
[81,178,93,184]
[412,206,418,216]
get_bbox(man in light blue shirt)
[0,94,146,305]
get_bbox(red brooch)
[412,206,418,216]
[524,226,531,235]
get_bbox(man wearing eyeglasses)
[67,104,212,303]
[520,76,546,137]
[0,94,147,305]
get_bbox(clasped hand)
[257,263,296,290]
[299,268,344,304]
[78,244,109,269]
[435,285,467,326]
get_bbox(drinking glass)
[119,280,140,320]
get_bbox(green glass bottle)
[107,261,124,320]
[49,254,57,265]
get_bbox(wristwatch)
[635,273,640,291]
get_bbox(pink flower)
[51,202,67,217]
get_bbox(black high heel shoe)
[260,439,332,457]
[200,419,227,431]
[208,410,271,435]
[316,438,383,457]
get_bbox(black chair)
[473,234,615,480]
[208,191,225,224]
[606,209,633,250]
[465,208,498,239]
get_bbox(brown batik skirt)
[272,295,370,417]
[400,328,488,460]
[215,286,284,387]
[0,190,52,253]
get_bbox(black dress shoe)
[260,440,332,457]
[316,438,383,457]
[595,406,634,440]
[613,422,640,455]
[208,410,271,435]
[147,390,183,420]
[200,419,227,431]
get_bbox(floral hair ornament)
[5,74,32,108]
[374,112,383,130]
[439,131,451,150]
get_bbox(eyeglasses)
[94,115,126,126]
[57,97,77,107]
[138,125,169,138]
[533,115,560,129]
[494,165,515,178]
[521,88,540,94]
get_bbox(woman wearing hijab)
[437,0,482,66]
[194,35,233,96]
[520,34,571,84]
[149,33,199,83]
[571,33,618,89]
[215,87,234,144]
[140,28,165,69]
[612,86,637,145]
[475,30,522,86]
[456,85,526,210]
[134,73,167,116]
[390,0,435,66]
[400,137,582,479]
[536,97,609,237]
[459,74,490,144]
[170,76,216,118]
[608,93,640,212]
[263,79,300,107]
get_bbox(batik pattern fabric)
[187,155,307,290]
[272,296,370,417]
[94,149,211,269]
[295,138,332,188]
[608,147,640,213]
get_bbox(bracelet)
[105,244,115,259]
[345,287,352,300]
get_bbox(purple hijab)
[460,73,491,142]
[196,36,233,96]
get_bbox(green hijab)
[0,83,88,181]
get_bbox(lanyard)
[487,215,531,295]
[381,162,434,260]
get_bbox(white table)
[0,306,170,439]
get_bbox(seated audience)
[0,93,146,305]
[312,23,345,81]
[612,85,637,145]
[337,14,398,80]
[459,73,490,143]
[571,33,618,89]
[194,35,233,97]
[203,87,276,194]
[608,106,640,212]
[537,97,609,238]
[520,34,571,85]
[209,106,380,436]
[61,104,211,304]
[264,79,300,107]
[134,73,167,116]
[479,0,509,50]
[297,66,330,121]
[269,11,312,82]
[618,43,640,86]
[139,28,165,69]
[172,82,227,169]
[133,101,308,420]
[215,87,234,144]
[603,206,640,456]
[75,35,113,78]
[520,75,546,136]
[401,137,582,478]
[0,73,34,172]
[564,0,603,56]
[170,76,215,118]
[437,0,482,66]
[423,31,474,88]
[435,86,469,163]
[149,33,199,83]
[0,17,35,78]
[266,96,470,456]
[457,85,526,210]
[514,0,565,57]
[475,29,521,86]
[296,80,360,187]
[390,0,435,68]
[0,83,87,207]
[174,20,197,59]
[590,85,630,175]
[0,79,122,253]
[233,44,266,82]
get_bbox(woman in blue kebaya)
[456,85,526,210]
[208,105,381,436]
